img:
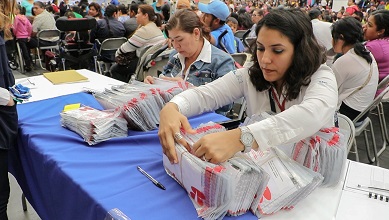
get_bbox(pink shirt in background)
[12,14,32,39]
[366,38,389,82]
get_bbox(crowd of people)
[1,0,389,218]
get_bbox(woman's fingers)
[144,76,154,84]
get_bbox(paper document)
[336,161,389,220]
[43,70,88,84]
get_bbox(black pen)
[137,166,166,190]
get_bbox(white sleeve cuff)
[0,88,10,106]
[169,95,190,116]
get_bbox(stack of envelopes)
[163,122,269,220]
[60,106,128,145]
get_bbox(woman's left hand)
[191,129,244,164]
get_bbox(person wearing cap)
[198,0,236,54]
[309,8,334,67]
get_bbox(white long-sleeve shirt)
[332,48,379,112]
[170,64,338,152]
[0,87,10,106]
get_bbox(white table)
[16,69,125,103]
[15,70,366,220]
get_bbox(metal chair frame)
[231,53,249,67]
[337,113,356,157]
[136,46,171,82]
[94,37,127,75]
[376,75,389,160]
[352,86,389,166]
[35,29,61,70]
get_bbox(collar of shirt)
[173,39,212,81]
[174,38,212,73]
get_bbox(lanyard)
[270,87,286,112]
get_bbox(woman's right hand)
[158,102,195,164]
[144,75,184,84]
[144,76,155,84]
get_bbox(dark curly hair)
[249,8,326,101]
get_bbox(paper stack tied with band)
[163,122,270,220]
[60,105,128,145]
[94,79,192,131]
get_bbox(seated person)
[363,10,389,95]
[332,17,379,123]
[226,17,245,53]
[110,5,165,83]
[117,4,130,23]
[248,8,264,38]
[70,5,83,18]
[144,9,236,115]
[158,9,338,164]
[198,0,236,54]
[88,2,103,20]
[237,8,253,31]
[123,3,139,37]
[12,4,34,71]
[28,1,59,49]
[90,4,126,44]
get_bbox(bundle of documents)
[248,147,324,217]
[60,106,128,145]
[94,79,191,131]
[243,113,348,187]
[163,122,269,220]
[277,127,347,186]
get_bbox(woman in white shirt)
[331,17,379,123]
[159,9,338,164]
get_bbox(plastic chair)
[337,114,356,159]
[352,86,389,166]
[218,30,229,53]
[231,53,249,67]
[136,45,171,82]
[243,37,256,49]
[36,29,61,70]
[234,30,247,40]
[241,29,255,49]
[134,42,167,82]
[94,37,127,75]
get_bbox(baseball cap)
[198,0,230,21]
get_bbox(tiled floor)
[6,66,389,219]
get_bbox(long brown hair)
[138,4,162,27]
[165,9,211,42]
[0,0,16,40]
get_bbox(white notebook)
[336,161,389,220]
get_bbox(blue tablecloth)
[9,92,257,220]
